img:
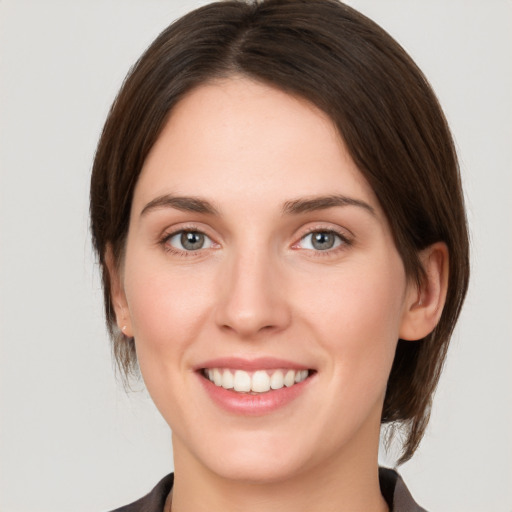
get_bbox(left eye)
[299,231,343,251]
[167,231,214,251]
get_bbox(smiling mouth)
[201,368,313,394]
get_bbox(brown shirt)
[109,468,427,512]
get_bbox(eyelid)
[159,222,217,240]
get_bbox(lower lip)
[197,372,313,416]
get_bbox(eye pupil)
[312,232,335,250]
[181,231,204,250]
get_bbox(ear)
[105,244,133,337]
[399,242,449,341]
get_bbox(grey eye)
[168,231,213,251]
[181,232,204,250]
[300,231,342,251]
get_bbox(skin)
[109,77,448,512]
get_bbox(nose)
[214,247,291,339]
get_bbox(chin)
[182,427,323,485]
[209,451,307,484]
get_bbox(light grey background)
[1,1,511,510]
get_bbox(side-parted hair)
[90,0,469,463]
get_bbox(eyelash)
[158,226,352,257]
[158,225,216,257]
[292,227,353,257]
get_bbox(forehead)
[133,77,380,216]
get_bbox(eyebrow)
[140,193,375,218]
[140,194,219,217]
[282,194,376,216]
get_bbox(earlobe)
[399,242,449,341]
[105,244,133,337]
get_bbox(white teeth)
[270,370,284,390]
[205,368,310,393]
[213,368,223,386]
[252,370,271,392]
[284,369,296,387]
[221,369,234,389]
[233,370,252,392]
[295,370,308,383]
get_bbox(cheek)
[121,257,220,426]
[301,254,407,389]
[123,255,215,365]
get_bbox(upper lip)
[194,357,312,372]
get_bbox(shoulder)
[379,467,428,512]
[108,473,174,512]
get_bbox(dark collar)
[109,468,426,512]
[109,473,174,512]
[379,467,427,512]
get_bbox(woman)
[90,1,469,510]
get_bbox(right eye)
[298,230,344,251]
[166,230,214,252]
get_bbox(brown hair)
[90,0,469,463]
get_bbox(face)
[113,77,418,483]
